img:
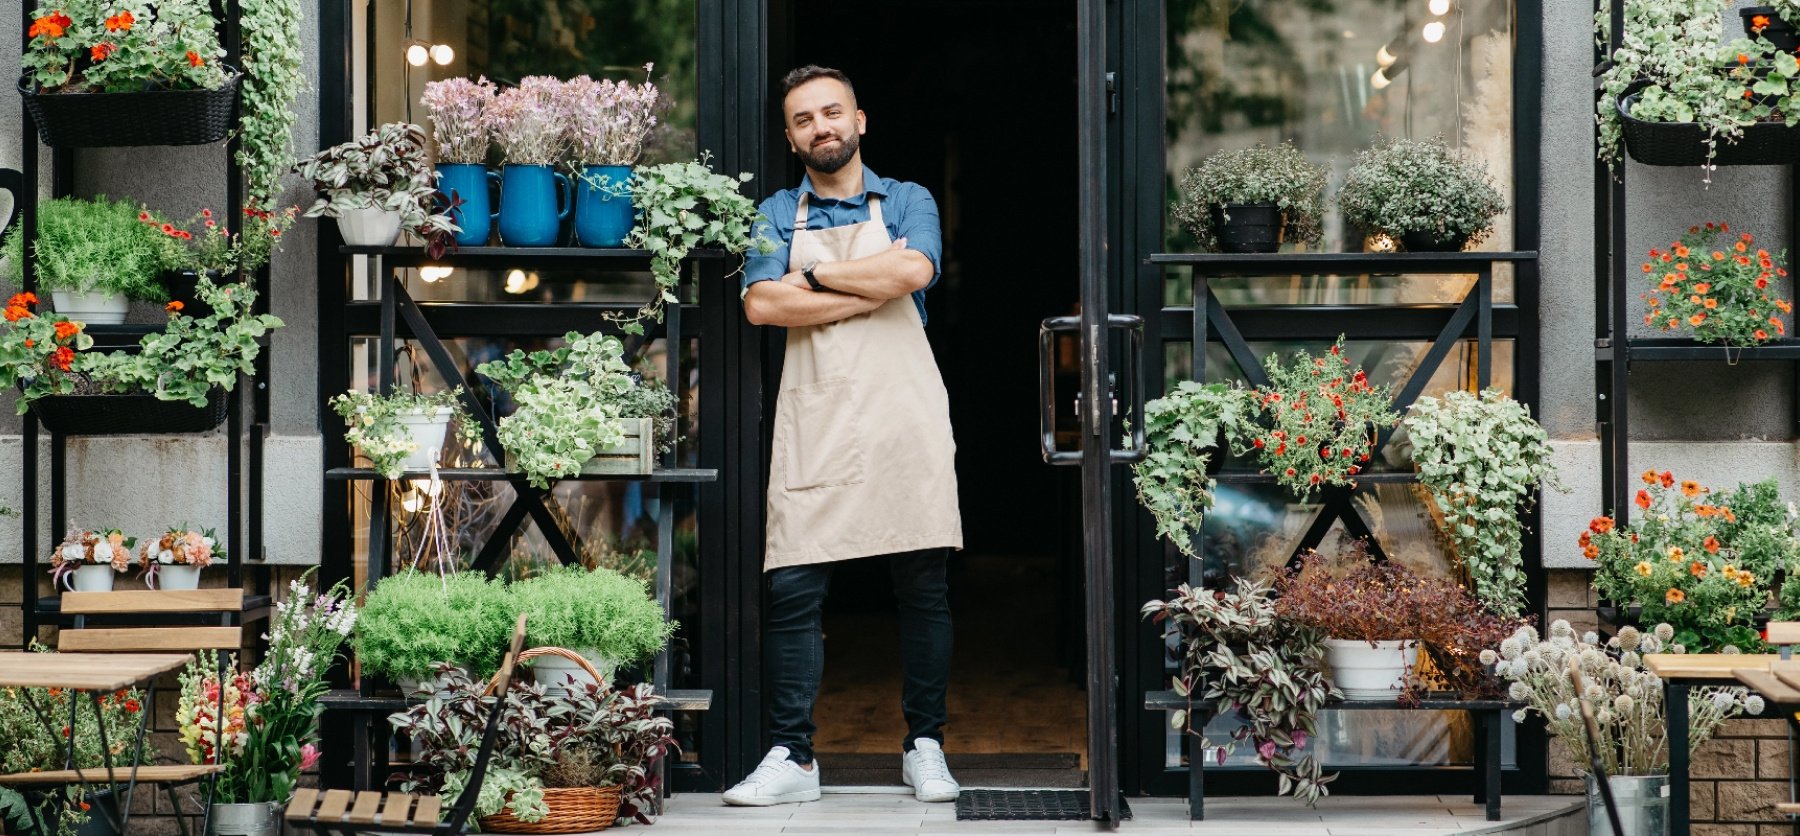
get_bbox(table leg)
[1472,711,1487,805]
[1485,708,1502,821]
[1670,683,1691,836]
[1189,728,1205,821]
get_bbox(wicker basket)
[1618,90,1800,167]
[19,72,240,148]
[29,386,229,435]
[479,785,622,833]
[517,646,609,691]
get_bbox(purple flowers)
[564,65,663,167]
[420,71,664,169]
[420,76,496,164]
[483,75,569,166]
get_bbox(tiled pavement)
[638,790,1585,835]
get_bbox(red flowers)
[104,9,133,30]
[186,50,205,67]
[1636,489,1652,510]
[28,11,72,40]
[89,42,115,61]
[51,346,75,371]
[52,320,80,340]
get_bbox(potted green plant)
[475,331,639,487]
[329,389,483,479]
[3,196,189,323]
[1639,222,1793,348]
[1171,141,1326,253]
[616,154,774,333]
[1229,338,1396,499]
[293,122,457,247]
[152,205,298,317]
[1142,577,1339,805]
[1493,621,1760,834]
[352,569,515,692]
[0,291,93,410]
[20,0,239,148]
[597,370,678,473]
[1337,137,1505,252]
[1131,381,1251,558]
[1403,388,1559,618]
[510,566,676,691]
[1273,552,1427,701]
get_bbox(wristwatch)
[801,260,824,291]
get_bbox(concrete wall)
[0,4,326,567]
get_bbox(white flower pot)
[51,290,129,325]
[68,564,116,592]
[395,407,454,471]
[1323,638,1417,700]
[336,205,405,247]
[529,648,619,695]
[208,801,282,836]
[158,564,202,591]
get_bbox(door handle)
[1037,314,1146,465]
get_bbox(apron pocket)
[780,377,867,492]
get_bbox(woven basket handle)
[517,646,608,689]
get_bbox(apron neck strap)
[793,192,886,232]
[794,193,811,230]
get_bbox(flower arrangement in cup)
[564,66,663,169]
[1492,621,1760,777]
[1641,222,1792,348]
[1587,472,1796,653]
[0,292,92,412]
[137,525,219,587]
[1228,338,1397,498]
[47,527,134,589]
[23,0,230,94]
[328,388,484,479]
[421,76,498,165]
[485,76,569,166]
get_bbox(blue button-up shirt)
[743,166,942,323]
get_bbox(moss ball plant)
[353,570,515,682]
[510,566,675,665]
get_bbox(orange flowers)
[1755,14,1772,30]
[165,300,185,312]
[1659,471,1675,488]
[1636,489,1652,510]
[1690,313,1708,326]
[1704,534,1720,554]
[1693,282,1712,293]
[1681,480,1702,497]
[1667,546,1686,562]
[89,42,115,61]
[104,9,133,30]
[52,320,80,340]
[3,305,31,323]
[51,346,74,371]
[186,50,205,67]
[28,11,71,39]
[1690,561,1708,578]
[1590,516,1616,534]
[1634,561,1654,577]
[1666,588,1686,605]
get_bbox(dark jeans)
[766,549,952,765]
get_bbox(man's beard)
[796,132,859,174]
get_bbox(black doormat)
[955,789,1132,821]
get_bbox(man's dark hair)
[779,65,855,107]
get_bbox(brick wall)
[1546,569,1794,836]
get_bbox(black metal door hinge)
[1105,72,1119,115]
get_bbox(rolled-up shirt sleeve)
[742,194,793,296]
[892,184,943,290]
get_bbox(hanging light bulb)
[430,43,455,65]
[419,266,454,283]
[1428,0,1451,15]
[404,40,430,67]
[1422,20,1447,42]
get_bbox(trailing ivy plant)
[1132,381,1252,557]
[475,331,636,488]
[78,277,283,406]
[1236,338,1396,498]
[1402,389,1559,618]
[237,0,305,213]
[616,154,775,334]
[1142,577,1340,806]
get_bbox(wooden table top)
[1644,654,1783,681]
[0,652,193,691]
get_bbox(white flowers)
[1508,681,1533,701]
[1478,649,1499,666]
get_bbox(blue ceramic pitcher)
[574,164,636,248]
[497,163,571,247]
[436,163,499,247]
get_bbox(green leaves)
[1338,136,1506,245]
[613,154,774,330]
[1172,141,1327,252]
[77,277,283,407]
[1132,382,1248,556]
[474,331,641,488]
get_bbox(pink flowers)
[483,76,572,166]
[420,76,497,164]
[563,66,662,167]
[299,743,320,771]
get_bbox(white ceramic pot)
[158,563,202,591]
[208,801,282,836]
[335,205,405,247]
[51,290,129,325]
[395,407,454,471]
[68,564,116,592]
[530,648,619,695]
[1323,638,1417,700]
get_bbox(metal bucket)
[209,802,282,836]
[1586,773,1669,836]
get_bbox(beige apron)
[764,193,963,570]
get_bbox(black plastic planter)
[1209,202,1284,253]
[19,71,240,148]
[160,269,223,319]
[30,386,229,435]
[1742,7,1800,53]
[1619,91,1800,166]
[1399,228,1472,253]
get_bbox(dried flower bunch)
[24,0,229,93]
[1641,222,1792,347]
[1493,621,1760,776]
[1231,338,1396,498]
[485,76,569,166]
[564,66,663,167]
[1142,577,1340,806]
[420,76,498,165]
[1403,388,1559,618]
[1337,136,1505,249]
[1588,472,1794,653]
[1172,141,1326,252]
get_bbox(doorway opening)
[782,0,1086,787]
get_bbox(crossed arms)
[742,240,935,328]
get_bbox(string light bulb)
[1377,44,1398,67]
[404,40,430,67]
[1428,0,1451,15]
[1371,67,1393,90]
[430,43,454,65]
[1422,20,1447,42]
[419,266,454,283]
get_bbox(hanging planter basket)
[30,386,229,435]
[1618,90,1800,167]
[19,71,241,148]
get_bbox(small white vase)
[51,290,129,325]
[336,205,405,247]
[68,564,117,592]
[157,564,202,591]
[394,407,454,472]
[1323,638,1418,700]
[529,648,619,695]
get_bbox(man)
[721,65,963,807]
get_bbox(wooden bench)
[1144,689,1518,821]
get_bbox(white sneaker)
[722,746,822,806]
[902,738,960,802]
